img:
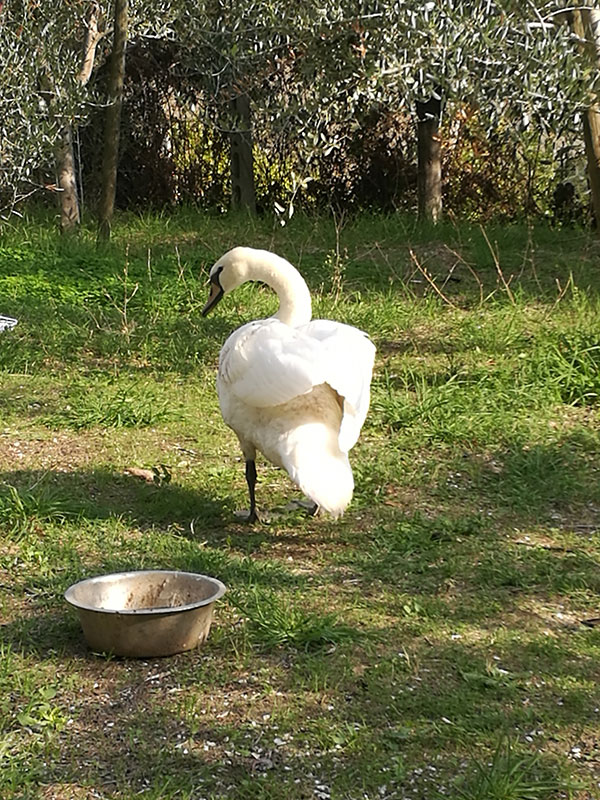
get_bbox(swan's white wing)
[300,319,376,452]
[219,317,375,448]
[218,319,327,407]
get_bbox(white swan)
[202,247,375,522]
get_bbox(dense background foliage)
[0,1,595,224]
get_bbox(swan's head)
[201,247,253,316]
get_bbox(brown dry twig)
[443,244,484,306]
[480,225,516,305]
[409,249,459,309]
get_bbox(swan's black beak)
[202,282,224,316]
[202,266,225,316]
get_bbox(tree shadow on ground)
[5,619,594,800]
[454,434,600,527]
[330,431,600,636]
[0,466,231,533]
[1,611,88,660]
[0,464,344,554]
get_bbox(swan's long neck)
[246,250,312,327]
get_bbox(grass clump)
[0,481,76,537]
[451,739,577,800]
[539,331,600,406]
[46,379,176,429]
[232,589,361,651]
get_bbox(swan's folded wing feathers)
[301,319,376,452]
[219,319,326,407]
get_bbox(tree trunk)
[97,0,128,242]
[230,92,256,214]
[56,126,81,231]
[56,6,102,233]
[583,109,600,226]
[416,92,443,223]
[570,9,600,226]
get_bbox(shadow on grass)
[3,629,590,799]
[2,563,299,663]
[0,464,347,555]
[2,538,303,661]
[0,467,305,660]
[19,691,346,799]
[464,438,600,522]
[1,611,87,660]
[0,466,229,531]
[330,507,600,629]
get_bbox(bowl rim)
[64,569,227,615]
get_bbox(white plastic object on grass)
[0,316,18,332]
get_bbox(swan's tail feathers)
[289,453,354,519]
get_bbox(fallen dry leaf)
[123,467,155,483]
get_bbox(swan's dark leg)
[234,458,260,523]
[236,458,318,522]
[245,459,258,522]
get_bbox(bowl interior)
[65,571,225,614]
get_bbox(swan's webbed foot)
[285,500,319,517]
[291,498,320,516]
[235,500,318,524]
[234,507,267,524]
[273,499,320,517]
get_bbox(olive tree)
[0,0,96,220]
[1,0,596,224]
[57,4,104,233]
[171,0,312,213]
[97,0,128,241]
[567,7,600,224]
[170,0,589,221]
[0,0,179,227]
[96,0,181,238]
[310,0,587,221]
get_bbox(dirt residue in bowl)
[124,579,199,611]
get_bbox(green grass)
[0,480,78,538]
[0,208,599,799]
[230,588,362,651]
[44,378,179,430]
[448,738,577,800]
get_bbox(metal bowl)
[64,570,226,658]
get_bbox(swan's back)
[218,317,375,453]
